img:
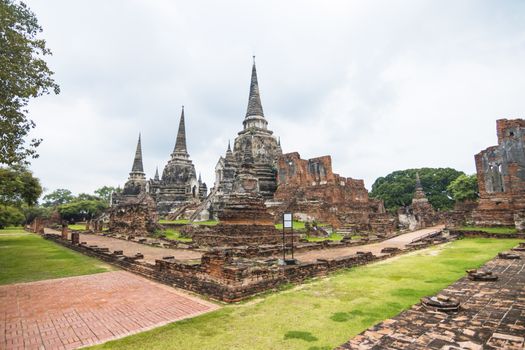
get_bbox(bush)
[0,206,25,228]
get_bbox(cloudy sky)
[25,0,525,195]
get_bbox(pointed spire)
[227,139,232,152]
[131,133,144,173]
[173,106,189,157]
[198,172,202,184]
[278,137,281,146]
[415,172,422,190]
[154,166,159,181]
[245,58,264,118]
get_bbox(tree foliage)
[0,205,25,228]
[42,188,74,207]
[94,186,118,203]
[57,200,107,222]
[0,0,60,165]
[447,174,479,202]
[0,165,42,206]
[370,168,464,212]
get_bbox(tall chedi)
[122,134,147,196]
[150,106,207,215]
[207,58,282,220]
[232,57,282,198]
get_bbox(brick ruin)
[472,119,525,228]
[271,152,395,232]
[398,173,440,230]
[192,145,282,247]
[108,193,159,236]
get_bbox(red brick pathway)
[0,271,219,350]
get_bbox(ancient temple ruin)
[398,173,438,230]
[270,152,395,231]
[113,135,148,202]
[204,59,282,219]
[110,135,158,235]
[472,119,525,228]
[193,145,281,246]
[149,107,207,215]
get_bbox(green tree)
[447,174,479,202]
[0,205,25,228]
[0,166,42,206]
[94,186,117,202]
[370,168,464,212]
[0,0,60,165]
[42,188,74,207]
[57,200,107,222]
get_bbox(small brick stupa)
[193,143,281,247]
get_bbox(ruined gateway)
[472,119,525,228]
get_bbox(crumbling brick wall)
[473,119,525,226]
[273,152,395,231]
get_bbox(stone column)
[61,223,69,240]
[71,232,80,245]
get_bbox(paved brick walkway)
[0,271,219,350]
[336,245,525,349]
[296,225,444,262]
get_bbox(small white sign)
[283,213,293,228]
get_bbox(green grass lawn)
[68,224,88,230]
[90,238,518,350]
[305,232,343,242]
[159,219,219,226]
[456,226,518,234]
[155,229,192,243]
[275,221,328,230]
[0,227,114,285]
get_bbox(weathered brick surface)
[44,226,447,303]
[0,271,218,350]
[336,244,525,350]
[272,152,396,231]
[473,119,525,227]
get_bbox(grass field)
[305,232,343,242]
[0,227,114,285]
[159,219,219,226]
[90,238,518,350]
[456,226,518,234]
[155,229,192,242]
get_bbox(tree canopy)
[370,168,464,212]
[447,174,479,202]
[0,165,42,227]
[0,166,42,206]
[42,188,74,207]
[0,0,60,165]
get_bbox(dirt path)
[295,225,445,262]
[44,229,202,264]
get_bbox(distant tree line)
[370,168,478,212]
[0,165,119,227]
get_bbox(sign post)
[283,213,293,264]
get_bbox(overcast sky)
[24,0,525,195]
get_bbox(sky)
[24,0,525,195]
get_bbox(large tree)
[0,165,42,227]
[0,0,60,165]
[447,174,479,202]
[0,165,42,207]
[41,188,74,207]
[370,168,464,212]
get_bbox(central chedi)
[203,59,282,220]
[150,107,207,215]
